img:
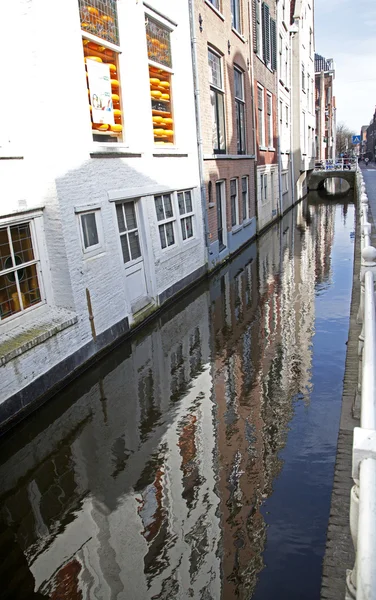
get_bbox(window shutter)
[262,2,270,64]
[270,18,277,71]
[252,0,258,53]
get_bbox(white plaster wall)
[0,0,205,409]
[256,165,280,232]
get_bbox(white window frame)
[257,84,266,148]
[266,92,273,148]
[256,0,263,58]
[77,208,104,257]
[115,200,143,264]
[260,173,268,205]
[285,104,289,128]
[177,190,195,242]
[0,217,45,322]
[155,193,177,250]
[234,66,246,155]
[230,178,239,228]
[285,45,288,84]
[279,34,283,77]
[241,176,249,221]
[282,171,289,194]
[208,47,226,154]
[231,0,241,33]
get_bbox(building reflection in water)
[0,200,339,599]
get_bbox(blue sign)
[352,135,361,144]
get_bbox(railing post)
[346,482,359,599]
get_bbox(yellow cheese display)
[108,63,117,72]
[110,79,120,87]
[85,56,102,63]
[110,124,123,132]
[161,93,170,100]
[113,109,122,116]
[160,81,170,89]
[111,93,120,101]
[151,90,162,98]
[150,78,160,85]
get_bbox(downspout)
[248,0,259,230]
[276,0,283,217]
[289,27,296,206]
[188,0,210,262]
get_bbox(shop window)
[146,16,174,147]
[155,194,175,249]
[178,190,194,241]
[80,1,122,143]
[0,222,42,320]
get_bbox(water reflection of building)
[0,291,221,599]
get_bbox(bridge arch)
[308,170,356,192]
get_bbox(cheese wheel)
[152,116,163,123]
[161,93,170,100]
[110,79,120,87]
[107,63,117,72]
[111,93,120,101]
[163,117,173,124]
[151,90,162,98]
[110,124,123,132]
[94,124,109,131]
[87,6,99,16]
[165,130,174,136]
[153,129,166,136]
[85,56,102,63]
[113,109,122,116]
[150,78,160,85]
[102,15,114,23]
[160,81,170,88]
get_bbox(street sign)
[352,135,361,144]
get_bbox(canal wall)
[320,175,363,599]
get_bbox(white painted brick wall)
[0,0,206,407]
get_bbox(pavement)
[361,164,376,226]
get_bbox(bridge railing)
[314,158,359,172]
[346,172,376,600]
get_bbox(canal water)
[0,195,355,600]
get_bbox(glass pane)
[243,191,247,220]
[230,179,237,196]
[184,191,192,213]
[186,216,193,239]
[120,234,130,263]
[129,231,141,260]
[155,196,165,222]
[210,90,218,150]
[10,223,35,264]
[178,193,185,215]
[257,88,263,108]
[19,264,41,309]
[163,195,173,219]
[217,93,226,150]
[79,0,119,45]
[165,222,175,246]
[124,202,137,230]
[181,219,187,241]
[0,274,20,319]
[208,50,222,88]
[234,69,243,99]
[239,103,245,152]
[242,177,248,193]
[0,228,11,272]
[159,225,167,249]
[81,213,99,249]
[116,205,126,233]
[145,17,172,68]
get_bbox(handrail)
[314,158,359,172]
[347,170,376,600]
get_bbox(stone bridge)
[308,169,356,191]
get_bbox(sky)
[314,0,376,134]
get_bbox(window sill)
[203,153,255,160]
[268,147,276,152]
[231,224,242,234]
[0,155,24,161]
[231,27,246,43]
[208,202,216,208]
[204,0,225,20]
[0,306,78,366]
[153,151,188,157]
[243,217,253,228]
[259,146,268,152]
[90,148,142,158]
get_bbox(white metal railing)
[314,158,359,172]
[346,171,376,600]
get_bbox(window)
[302,63,305,91]
[231,0,241,32]
[261,3,277,70]
[0,222,42,320]
[279,35,283,76]
[178,191,194,241]
[80,1,123,143]
[260,173,267,204]
[309,28,313,58]
[230,179,239,227]
[279,100,283,126]
[257,85,265,147]
[116,202,142,263]
[154,194,175,249]
[253,0,262,55]
[282,172,288,194]
[285,104,289,128]
[208,49,226,153]
[146,16,174,146]
[285,45,288,83]
[282,0,286,22]
[234,67,246,154]
[79,210,103,255]
[266,93,273,147]
[208,0,220,8]
[242,176,249,220]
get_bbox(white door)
[116,200,149,312]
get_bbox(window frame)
[115,201,143,264]
[177,190,195,243]
[241,176,249,221]
[230,178,239,228]
[208,48,226,154]
[266,92,273,148]
[282,172,289,194]
[234,66,246,155]
[260,173,268,205]
[0,218,44,322]
[231,0,242,33]
[257,84,266,147]
[302,62,305,91]
[154,193,177,250]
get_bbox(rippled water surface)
[0,197,355,600]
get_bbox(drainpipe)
[248,0,258,230]
[188,0,210,261]
[276,0,283,217]
[289,27,296,206]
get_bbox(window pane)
[81,213,99,249]
[79,0,119,45]
[217,92,226,150]
[234,69,243,99]
[185,216,193,239]
[116,205,126,233]
[230,179,237,196]
[163,195,173,218]
[210,90,218,150]
[159,225,167,249]
[257,88,263,107]
[150,66,174,146]
[0,228,11,271]
[120,234,130,263]
[178,193,185,215]
[181,219,187,241]
[10,223,35,264]
[124,202,137,230]
[129,231,141,260]
[208,50,222,88]
[146,17,172,68]
[155,196,165,221]
[165,222,175,246]
[0,274,20,318]
[185,191,192,213]
[19,264,41,309]
[242,177,248,193]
